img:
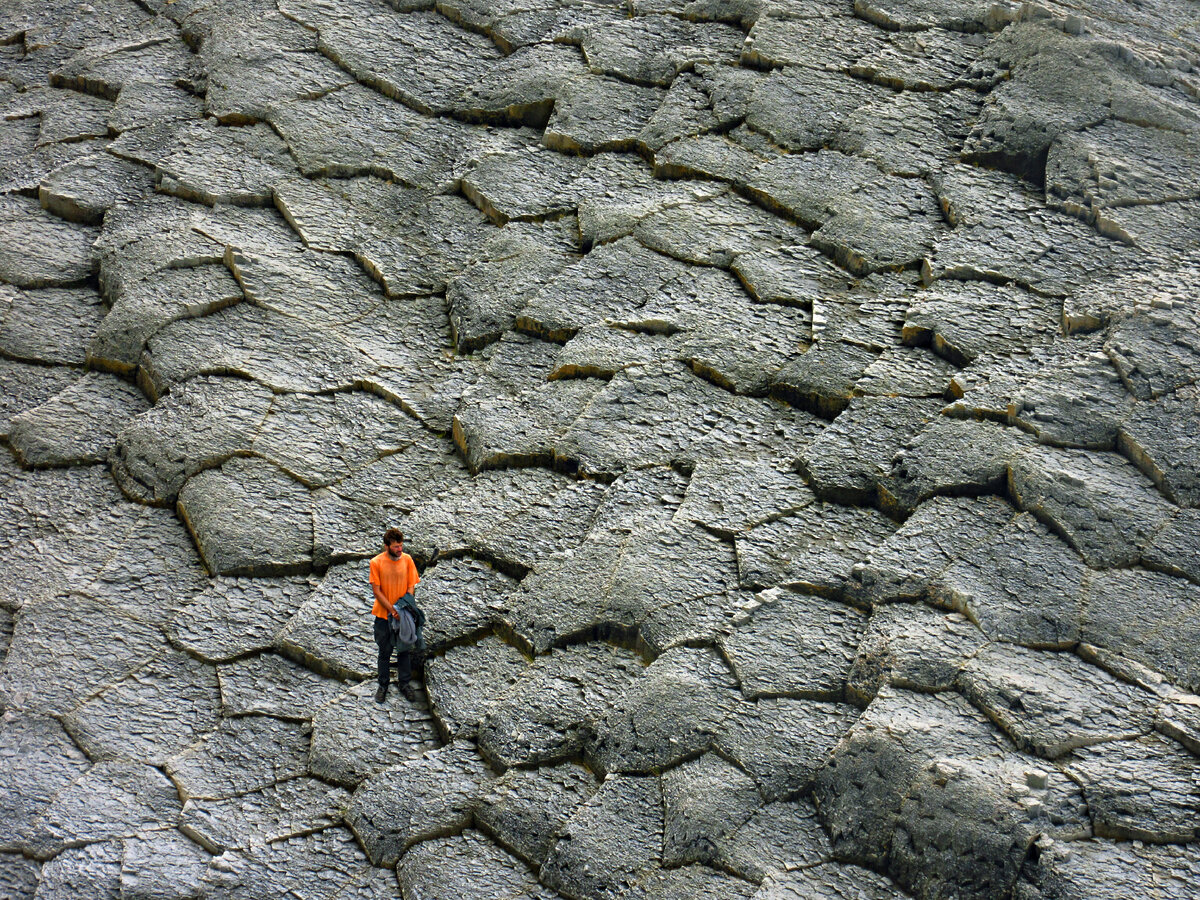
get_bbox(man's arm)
[372,584,397,618]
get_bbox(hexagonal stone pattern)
[3,2,1198,899]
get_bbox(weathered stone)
[1008,445,1177,568]
[1066,734,1200,843]
[0,713,90,853]
[345,740,493,867]
[736,503,896,595]
[1105,295,1200,402]
[460,147,586,223]
[0,852,41,899]
[854,345,957,400]
[0,594,170,715]
[308,680,441,788]
[273,561,379,681]
[426,637,530,739]
[769,342,880,418]
[884,418,1032,512]
[662,753,762,866]
[626,864,758,900]
[1119,386,1200,508]
[799,398,942,504]
[720,589,865,700]
[200,827,374,900]
[581,16,742,86]
[0,195,99,288]
[157,122,296,206]
[1015,837,1200,900]
[476,763,599,865]
[32,841,122,899]
[960,644,1159,758]
[0,359,79,438]
[753,864,908,900]
[540,774,663,900]
[178,457,314,577]
[165,715,310,801]
[168,576,310,664]
[551,324,683,380]
[63,650,221,766]
[676,458,816,538]
[399,829,560,900]
[744,13,888,69]
[638,73,720,154]
[478,642,644,769]
[851,28,990,91]
[847,604,987,703]
[1143,509,1200,584]
[118,828,211,900]
[543,74,665,153]
[416,557,517,652]
[587,647,740,775]
[38,152,154,224]
[9,373,149,468]
[1079,567,1200,694]
[0,285,105,366]
[217,652,347,720]
[180,776,350,854]
[931,512,1085,647]
[715,799,833,884]
[716,697,859,801]
[853,0,1025,32]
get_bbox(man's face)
[385,539,403,559]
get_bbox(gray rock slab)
[720,589,866,700]
[345,740,493,867]
[117,828,211,900]
[478,642,645,769]
[1065,734,1200,843]
[62,650,221,766]
[799,398,942,504]
[476,763,599,866]
[847,604,986,704]
[581,16,742,86]
[200,826,373,900]
[1157,696,1200,757]
[883,418,1032,512]
[217,652,347,721]
[0,195,98,288]
[32,841,122,899]
[0,284,105,366]
[417,557,516,652]
[638,72,720,154]
[38,152,155,224]
[543,74,665,154]
[753,864,908,900]
[426,636,530,740]
[1079,567,1200,694]
[540,774,663,900]
[165,715,310,801]
[662,753,762,867]
[1119,386,1200,508]
[178,457,314,577]
[1015,838,1200,900]
[715,799,832,884]
[931,512,1085,647]
[180,776,350,854]
[0,852,41,899]
[21,759,182,859]
[587,647,740,775]
[460,147,585,224]
[0,359,79,439]
[849,501,1017,607]
[551,324,682,381]
[626,864,758,900]
[736,503,896,595]
[1143,508,1200,583]
[814,688,1089,896]
[1009,445,1177,568]
[399,829,560,900]
[1106,296,1200,403]
[308,680,441,788]
[902,280,1060,368]
[960,644,1158,758]
[0,594,170,716]
[676,458,816,538]
[769,341,880,418]
[454,41,586,125]
[716,697,859,801]
[168,575,311,664]
[0,713,90,854]
[9,373,149,468]
[851,27,989,91]
[274,561,377,681]
[854,345,957,400]
[155,122,296,206]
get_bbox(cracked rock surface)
[1,0,1198,898]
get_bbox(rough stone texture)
[1119,386,1200,509]
[476,763,599,865]
[1015,838,1200,900]
[165,715,310,801]
[399,829,560,900]
[180,776,349,854]
[662,753,762,866]
[715,798,833,883]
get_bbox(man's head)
[383,528,404,558]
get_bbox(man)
[369,528,421,703]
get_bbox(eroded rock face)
[2,0,1196,898]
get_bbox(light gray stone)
[476,763,599,866]
[165,715,310,801]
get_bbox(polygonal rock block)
[1118,386,1200,508]
[33,841,122,898]
[168,576,312,664]
[399,830,560,900]
[715,799,832,884]
[662,753,762,866]
[425,637,530,740]
[715,697,860,801]
[719,589,866,700]
[1014,835,1200,900]
[118,828,212,900]
[165,716,310,801]
[345,740,494,867]
[0,284,105,366]
[0,195,99,288]
[200,826,373,900]
[0,713,90,852]
[217,652,347,720]
[8,373,150,468]
[274,561,378,681]
[753,863,909,899]
[475,763,599,866]
[180,777,350,854]
[540,774,663,899]
[308,680,440,788]
[178,457,314,577]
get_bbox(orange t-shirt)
[369,551,420,619]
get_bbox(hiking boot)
[374,685,388,704]
[401,682,418,703]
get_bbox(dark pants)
[373,616,412,690]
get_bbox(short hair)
[383,528,404,546]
